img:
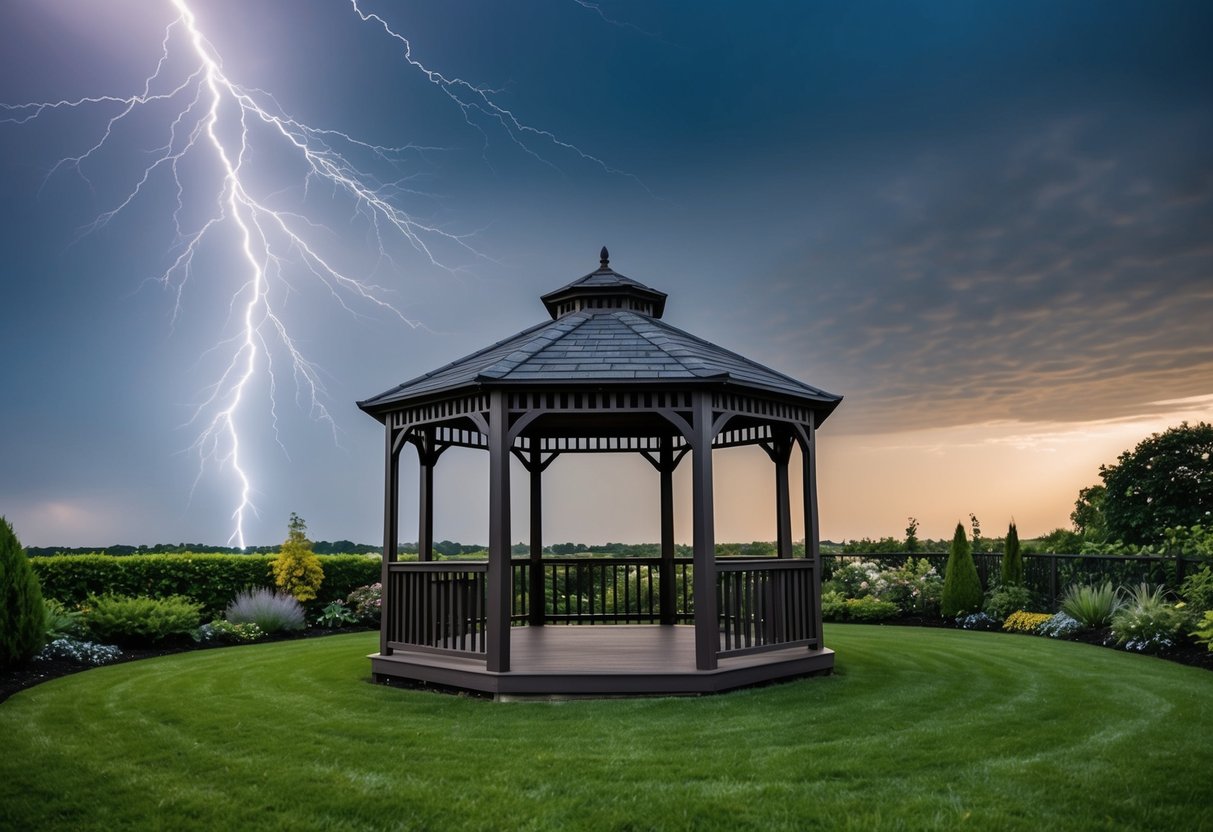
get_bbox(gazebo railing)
[717,559,817,657]
[512,557,694,624]
[386,561,488,655]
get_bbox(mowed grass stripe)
[1,626,1209,831]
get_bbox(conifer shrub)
[941,522,983,617]
[1,517,46,668]
[1001,521,1023,586]
[271,513,324,602]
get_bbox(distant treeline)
[26,537,1046,559]
[25,540,385,558]
[26,540,794,558]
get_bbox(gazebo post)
[691,392,718,671]
[773,432,793,559]
[486,390,512,672]
[417,428,434,563]
[659,436,676,626]
[380,422,400,658]
[802,414,823,645]
[528,444,544,626]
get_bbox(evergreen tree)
[904,517,920,554]
[1001,521,1023,586]
[1,517,45,668]
[271,513,324,602]
[941,522,983,617]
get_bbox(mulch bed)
[3,621,1210,705]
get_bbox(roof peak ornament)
[599,246,610,270]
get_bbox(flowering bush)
[35,637,123,666]
[193,620,266,644]
[956,612,998,630]
[1002,611,1052,633]
[1037,612,1083,639]
[825,559,942,617]
[825,562,887,599]
[346,583,382,625]
[879,559,943,617]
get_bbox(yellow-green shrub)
[271,513,324,602]
[1003,611,1052,633]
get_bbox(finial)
[599,246,610,269]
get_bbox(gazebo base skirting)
[370,625,835,696]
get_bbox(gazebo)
[357,249,841,695]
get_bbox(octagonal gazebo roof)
[358,248,841,420]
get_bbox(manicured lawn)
[1,626,1210,831]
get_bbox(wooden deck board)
[370,625,834,696]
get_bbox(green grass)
[1,626,1210,831]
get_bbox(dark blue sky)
[1,0,1210,546]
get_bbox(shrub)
[1003,611,1052,633]
[1,517,46,668]
[271,513,324,603]
[346,582,382,625]
[1110,583,1187,653]
[843,596,899,622]
[1060,581,1120,630]
[1180,566,1213,614]
[1191,611,1213,651]
[193,620,266,644]
[1001,521,1023,586]
[225,588,306,633]
[983,585,1034,622]
[821,590,847,621]
[316,601,359,628]
[84,594,203,645]
[941,523,983,617]
[31,554,379,614]
[43,599,83,641]
[1038,612,1083,639]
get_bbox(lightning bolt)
[2,0,637,548]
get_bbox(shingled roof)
[358,249,841,421]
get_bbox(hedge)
[30,554,381,615]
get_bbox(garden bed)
[0,625,370,704]
[4,615,1210,707]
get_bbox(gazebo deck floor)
[370,625,834,697]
